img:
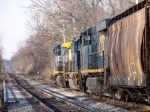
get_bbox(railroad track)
[4,74,46,112]
[11,74,150,112]
[9,74,91,112]
[65,88,150,111]
[55,85,150,111]
[15,77,128,111]
[36,87,150,111]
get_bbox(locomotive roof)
[80,27,94,35]
[95,19,113,32]
[54,44,61,49]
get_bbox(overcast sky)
[0,0,31,60]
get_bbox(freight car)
[53,0,150,103]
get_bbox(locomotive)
[53,0,150,102]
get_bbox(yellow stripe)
[81,68,104,73]
[60,68,105,74]
[97,68,104,72]
[53,71,63,74]
[65,72,78,74]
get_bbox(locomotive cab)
[53,44,64,87]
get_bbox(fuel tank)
[86,77,100,94]
[108,8,146,86]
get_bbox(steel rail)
[22,76,93,112]
[36,87,93,112]
[9,74,55,112]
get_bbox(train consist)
[53,0,150,102]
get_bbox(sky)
[0,0,31,60]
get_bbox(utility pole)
[72,15,76,39]
[60,15,66,42]
[63,24,66,42]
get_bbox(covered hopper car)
[53,0,150,103]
